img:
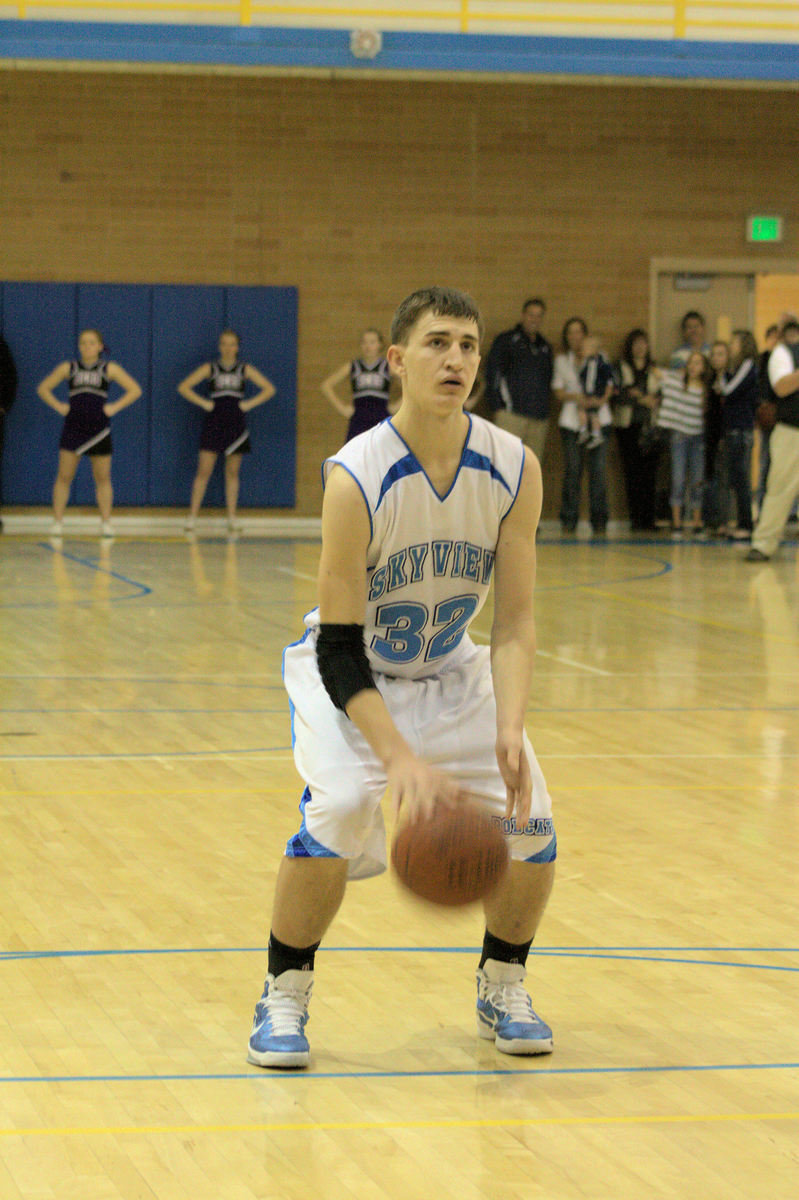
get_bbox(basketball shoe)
[476,959,553,1055]
[247,970,313,1068]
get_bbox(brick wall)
[2,69,797,516]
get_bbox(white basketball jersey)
[321,414,525,680]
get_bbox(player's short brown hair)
[390,287,483,346]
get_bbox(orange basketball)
[391,799,509,906]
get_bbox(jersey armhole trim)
[499,443,527,526]
[321,458,374,544]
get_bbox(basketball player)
[178,329,275,532]
[37,328,142,537]
[320,328,397,441]
[248,286,556,1069]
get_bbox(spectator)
[321,328,397,442]
[719,330,758,539]
[485,298,553,463]
[552,317,613,536]
[755,323,780,515]
[614,328,662,532]
[670,310,711,369]
[703,340,729,535]
[0,333,18,533]
[747,319,799,561]
[577,335,613,450]
[755,321,798,528]
[658,350,710,540]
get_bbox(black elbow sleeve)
[316,623,377,714]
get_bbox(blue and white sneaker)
[247,970,313,1069]
[476,958,553,1055]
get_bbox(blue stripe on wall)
[1,22,797,83]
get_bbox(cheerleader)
[37,328,142,536]
[321,328,397,441]
[178,329,275,532]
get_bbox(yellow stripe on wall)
[8,0,799,41]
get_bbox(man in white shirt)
[747,320,799,561]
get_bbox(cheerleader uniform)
[346,357,391,441]
[60,360,112,456]
[201,360,251,455]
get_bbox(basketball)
[391,799,509,906]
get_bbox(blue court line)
[2,1062,798,1085]
[539,535,798,550]
[536,550,672,590]
[3,946,798,971]
[0,676,281,687]
[0,747,290,761]
[0,707,288,714]
[0,600,303,611]
[35,542,153,601]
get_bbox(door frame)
[650,256,799,347]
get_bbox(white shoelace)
[261,984,311,1036]
[486,981,535,1022]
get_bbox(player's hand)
[103,403,116,417]
[238,400,248,412]
[58,401,70,417]
[388,752,462,825]
[496,729,532,831]
[204,400,215,412]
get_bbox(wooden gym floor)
[1,529,797,1200]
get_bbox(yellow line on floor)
[3,1111,798,1138]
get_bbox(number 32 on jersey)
[371,595,479,665]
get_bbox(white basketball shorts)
[282,626,556,880]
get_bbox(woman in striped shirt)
[657,350,710,539]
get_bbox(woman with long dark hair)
[614,328,662,532]
[719,329,759,538]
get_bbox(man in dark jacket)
[0,334,18,532]
[485,298,553,463]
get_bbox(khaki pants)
[752,423,799,556]
[494,410,550,463]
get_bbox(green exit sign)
[747,215,783,243]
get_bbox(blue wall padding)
[1,281,297,508]
[226,285,298,509]
[149,285,227,508]
[2,283,78,506]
